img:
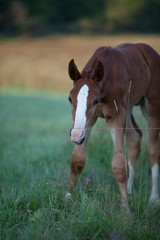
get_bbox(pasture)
[0,35,160,239]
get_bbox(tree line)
[0,0,159,36]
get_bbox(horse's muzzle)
[70,128,85,145]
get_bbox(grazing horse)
[67,43,160,216]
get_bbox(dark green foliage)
[0,0,159,35]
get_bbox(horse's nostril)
[80,130,85,138]
[79,136,85,145]
[70,128,72,136]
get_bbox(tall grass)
[0,89,160,240]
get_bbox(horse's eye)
[68,96,72,104]
[93,99,99,105]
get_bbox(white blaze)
[73,84,89,130]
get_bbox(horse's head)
[68,59,104,145]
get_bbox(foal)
[67,43,160,215]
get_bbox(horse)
[67,43,160,216]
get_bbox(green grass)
[0,89,160,240]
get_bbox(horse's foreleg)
[111,130,129,214]
[108,108,130,216]
[126,112,142,194]
[68,144,86,192]
[67,119,97,194]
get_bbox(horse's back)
[117,43,160,67]
[83,43,160,109]
[135,44,160,107]
[118,43,160,101]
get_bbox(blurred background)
[1,0,160,35]
[0,0,160,91]
[1,2,160,238]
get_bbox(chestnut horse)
[67,43,160,216]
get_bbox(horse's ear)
[68,59,81,82]
[92,60,104,82]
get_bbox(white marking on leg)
[110,128,115,144]
[149,163,160,204]
[71,84,89,142]
[65,192,72,199]
[127,162,134,194]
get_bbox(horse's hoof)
[65,192,72,200]
[126,209,134,220]
[121,207,134,220]
[149,198,160,206]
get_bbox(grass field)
[0,35,160,239]
[0,89,160,240]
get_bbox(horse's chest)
[96,103,117,120]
